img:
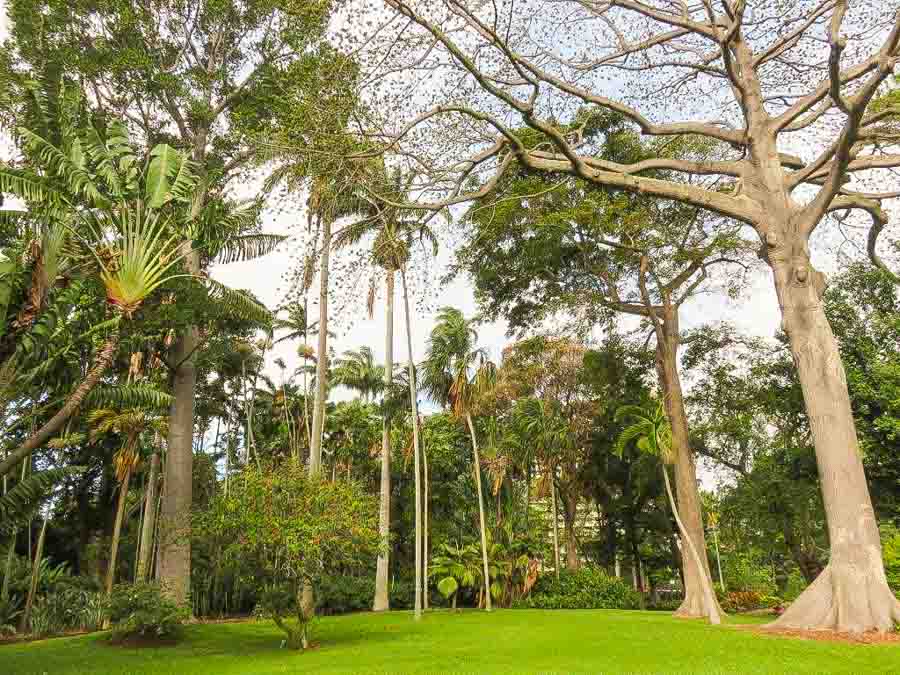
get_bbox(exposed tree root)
[769,564,900,633]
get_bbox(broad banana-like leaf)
[437,576,458,599]
[0,254,16,339]
[146,144,181,208]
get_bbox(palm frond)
[214,234,286,264]
[0,467,84,536]
[85,384,173,410]
[205,278,273,327]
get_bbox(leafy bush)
[28,587,106,636]
[881,524,900,594]
[512,565,640,610]
[314,575,413,614]
[0,594,21,634]
[715,588,782,613]
[720,552,775,595]
[107,583,189,643]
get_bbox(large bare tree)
[358,0,900,632]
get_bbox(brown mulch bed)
[737,623,900,645]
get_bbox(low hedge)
[513,566,641,610]
[315,575,415,614]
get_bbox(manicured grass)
[3,609,898,674]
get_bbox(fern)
[0,467,84,536]
[85,384,173,410]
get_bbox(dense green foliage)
[513,566,640,610]
[107,583,189,643]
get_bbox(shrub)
[28,587,107,637]
[314,575,414,615]
[715,588,782,613]
[0,594,21,634]
[720,552,775,595]
[512,565,641,610]
[881,525,900,595]
[107,583,189,643]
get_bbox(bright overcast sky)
[0,0,784,389]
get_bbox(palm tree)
[512,397,571,578]
[615,400,722,625]
[332,347,385,403]
[88,407,166,594]
[422,307,497,611]
[332,168,437,616]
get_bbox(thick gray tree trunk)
[373,271,394,612]
[160,259,198,605]
[765,246,900,632]
[466,414,492,611]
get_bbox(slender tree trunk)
[661,464,720,625]
[374,272,395,612]
[423,439,430,611]
[765,248,900,632]
[138,449,160,582]
[563,491,580,570]
[106,466,132,594]
[400,268,423,619]
[466,414,492,611]
[309,217,333,475]
[712,525,725,593]
[20,511,48,633]
[655,324,722,620]
[550,470,561,580]
[0,332,119,478]
[134,474,145,581]
[1,457,27,600]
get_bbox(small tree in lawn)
[615,401,722,625]
[199,459,380,649]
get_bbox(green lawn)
[3,610,898,674]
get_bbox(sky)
[0,0,785,389]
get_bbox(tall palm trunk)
[660,463,720,625]
[465,414,492,612]
[309,216,332,474]
[0,332,119,478]
[137,449,160,582]
[400,267,423,619]
[106,466,133,594]
[20,510,48,633]
[374,271,395,612]
[423,440,430,610]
